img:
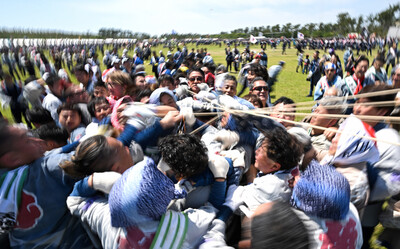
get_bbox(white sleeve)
[370,129,400,201]
[182,205,218,248]
[67,196,121,249]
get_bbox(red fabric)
[361,121,377,146]
[353,74,365,95]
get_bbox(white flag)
[250,35,257,44]
[297,32,304,40]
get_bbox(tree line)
[0,4,399,40]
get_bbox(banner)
[250,35,257,44]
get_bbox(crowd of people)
[0,37,400,249]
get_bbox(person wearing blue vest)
[0,119,94,248]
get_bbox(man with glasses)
[187,69,205,94]
[313,62,342,100]
[249,77,270,107]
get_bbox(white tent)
[387,26,400,39]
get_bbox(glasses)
[252,86,268,91]
[188,76,203,82]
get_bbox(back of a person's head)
[158,133,208,178]
[109,157,186,228]
[203,62,216,73]
[251,201,309,249]
[318,96,347,115]
[291,160,350,220]
[26,107,54,126]
[261,126,302,170]
[273,96,295,106]
[33,123,69,146]
[158,74,174,86]
[60,135,117,177]
[358,84,396,115]
[45,74,61,88]
[249,63,269,82]
[215,64,228,74]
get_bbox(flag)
[250,35,257,44]
[297,32,304,40]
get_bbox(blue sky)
[1,0,399,35]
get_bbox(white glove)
[208,154,229,179]
[220,149,245,168]
[124,103,156,130]
[192,100,215,111]
[176,179,195,194]
[179,78,188,85]
[157,157,171,172]
[199,219,232,249]
[195,91,216,101]
[218,95,249,111]
[177,97,195,108]
[197,83,211,92]
[180,106,196,126]
[175,84,189,98]
[92,172,121,194]
[213,129,239,150]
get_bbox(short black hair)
[33,123,69,145]
[273,96,295,106]
[248,63,269,82]
[94,81,107,89]
[224,74,238,86]
[45,74,61,88]
[249,77,269,92]
[158,134,208,178]
[158,74,174,85]
[354,55,369,68]
[26,107,54,125]
[358,84,396,115]
[187,68,205,79]
[243,94,263,108]
[74,64,90,74]
[57,103,83,118]
[261,126,302,170]
[135,88,153,102]
[203,62,216,73]
[88,97,110,118]
[251,201,309,249]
